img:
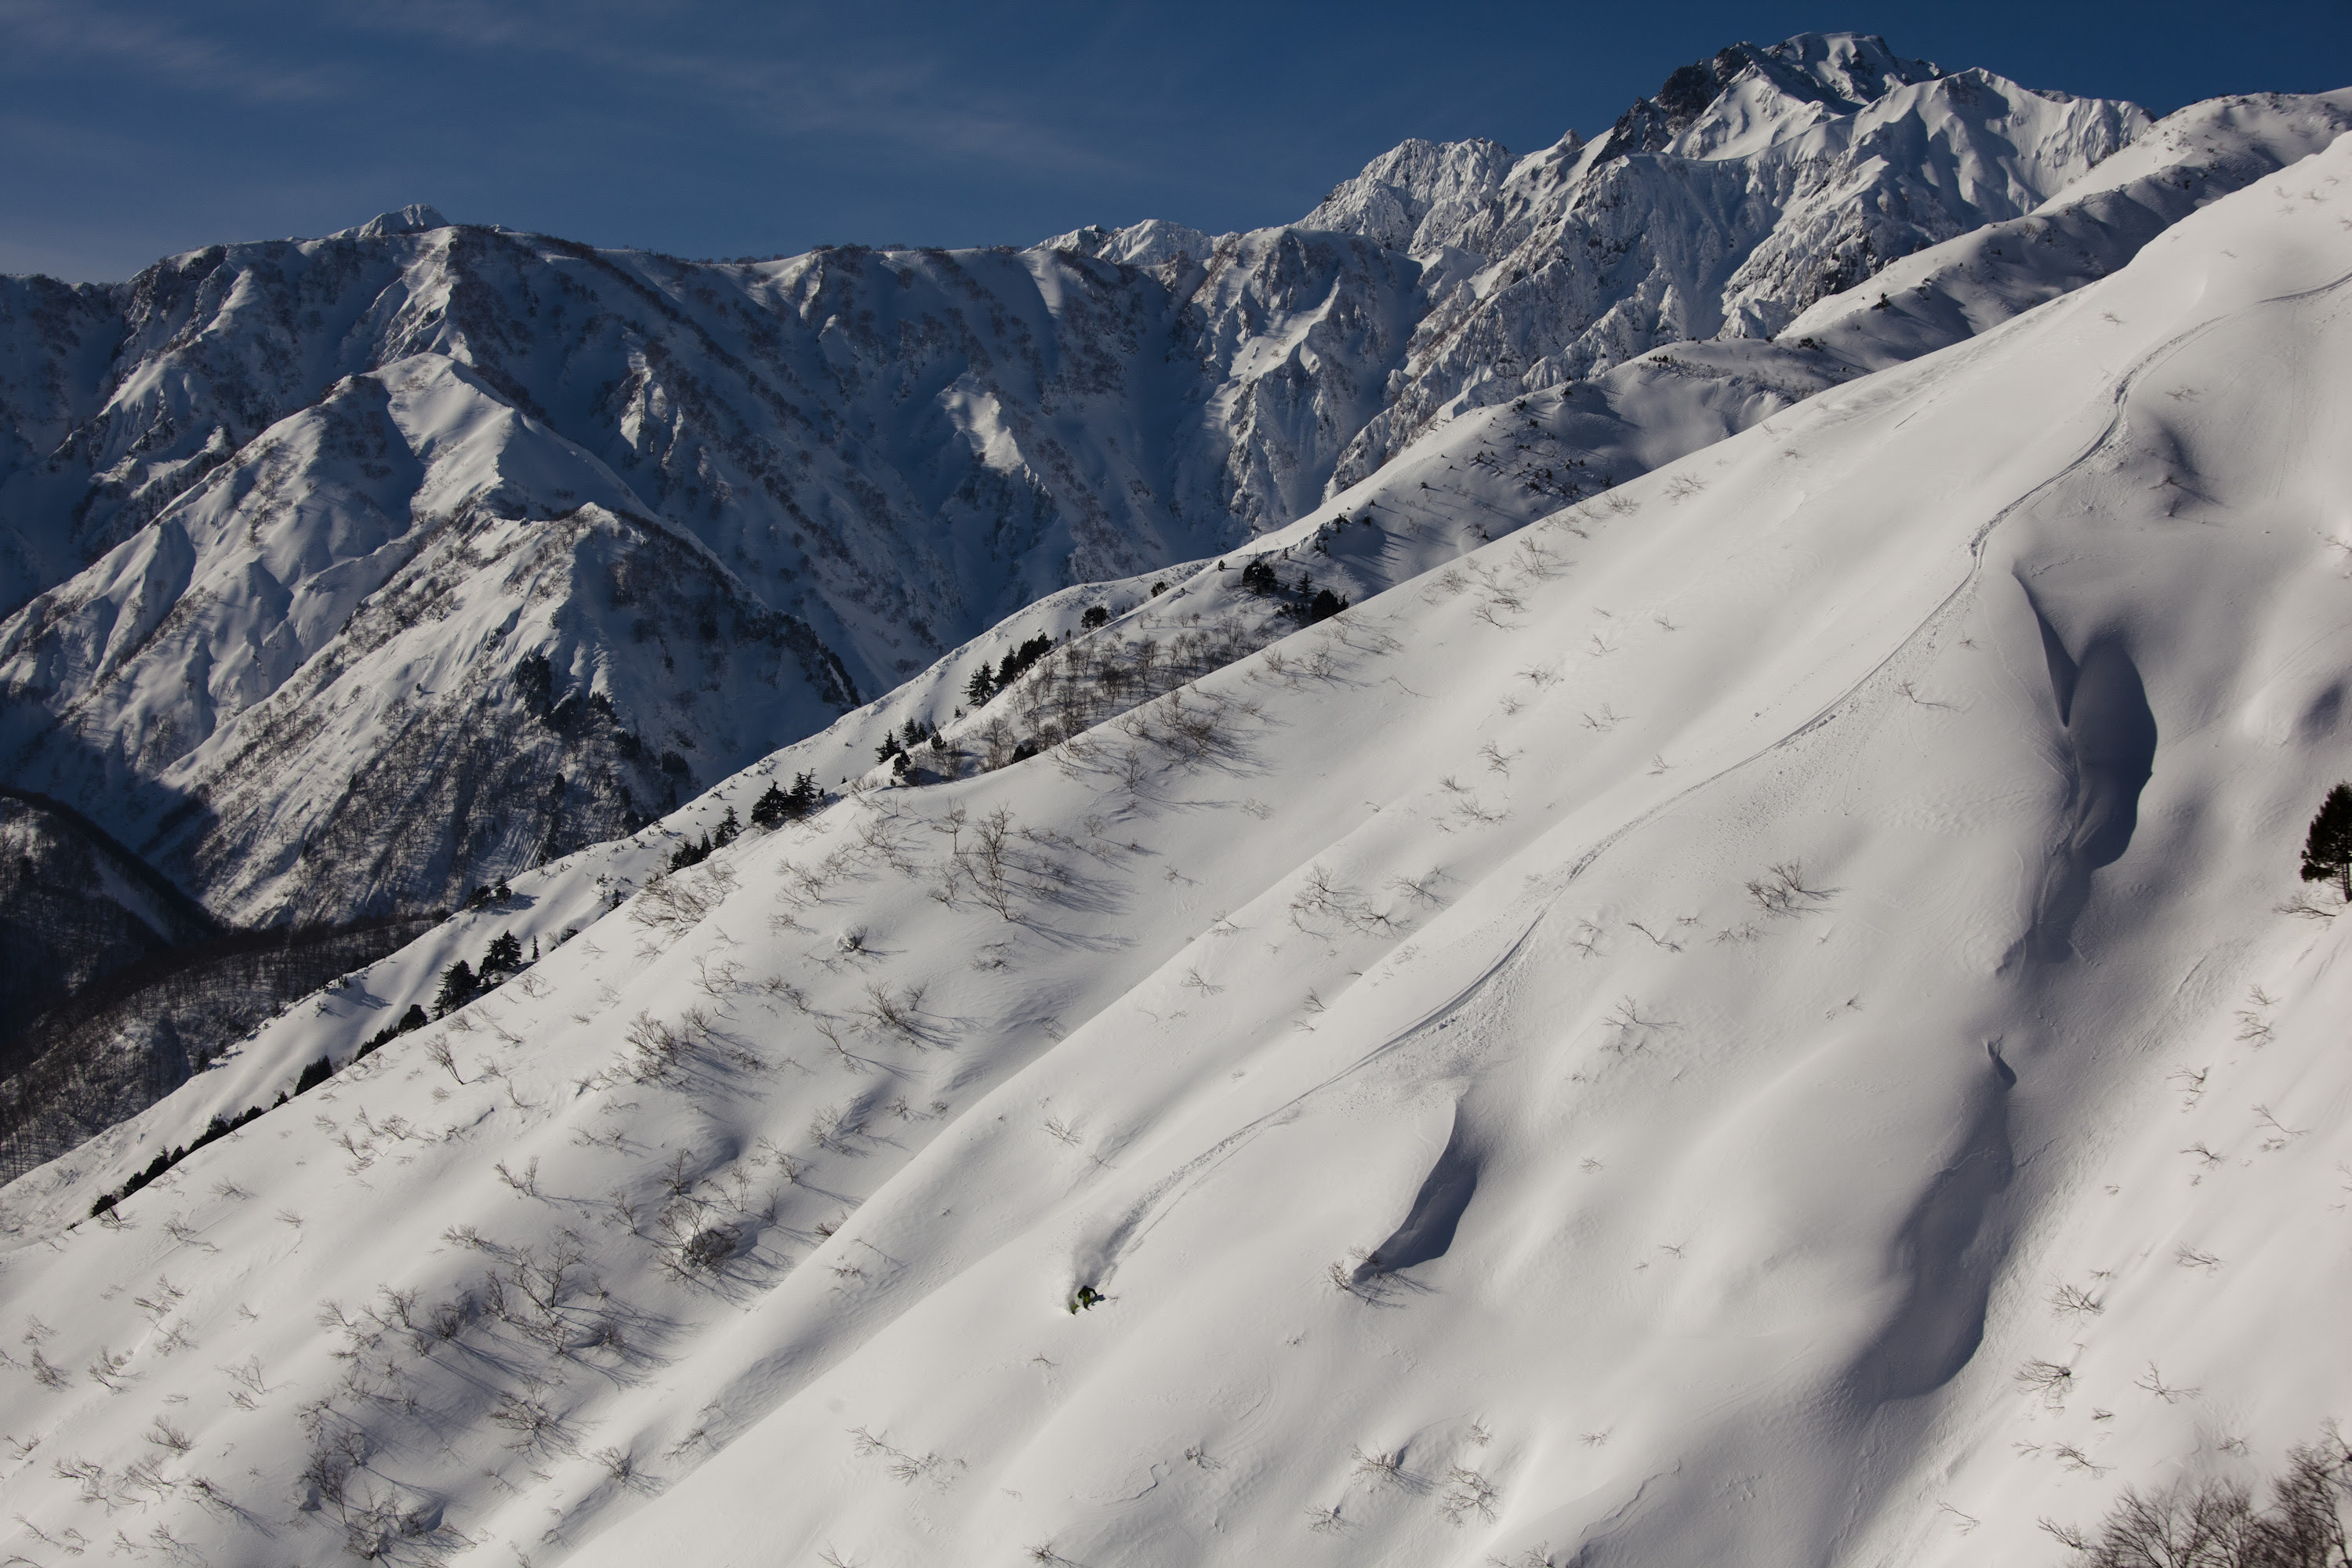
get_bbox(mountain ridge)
[0,33,2154,939]
[0,44,2345,1214]
[2,121,2349,1566]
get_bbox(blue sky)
[3,0,2347,281]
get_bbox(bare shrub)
[1746,862,1831,916]
[961,808,1022,920]
[488,1389,575,1455]
[223,1355,270,1406]
[858,982,927,1041]
[299,1413,368,1517]
[678,1224,737,1272]
[1441,1466,1501,1525]
[2136,1363,2198,1403]
[810,1103,865,1153]
[848,1425,953,1490]
[625,1012,686,1082]
[2049,1282,2104,1318]
[2236,986,2277,1046]
[631,861,739,935]
[2016,1357,2075,1406]
[2046,1429,2352,1566]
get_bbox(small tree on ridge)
[2299,782,2352,898]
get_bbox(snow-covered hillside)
[0,33,2190,934]
[4,116,2351,1568]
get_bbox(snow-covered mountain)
[2,101,2351,1568]
[0,33,2214,938]
[1074,32,2156,489]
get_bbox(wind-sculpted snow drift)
[0,33,2238,940]
[2,119,2351,1568]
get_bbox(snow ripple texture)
[2,119,2352,1568]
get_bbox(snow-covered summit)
[1296,136,1519,255]
[1032,216,1214,267]
[336,204,450,241]
[1598,31,1945,160]
[1304,42,2150,486]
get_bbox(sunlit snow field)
[3,84,2351,1568]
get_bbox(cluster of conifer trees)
[753,771,824,827]
[964,633,1057,706]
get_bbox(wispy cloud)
[0,0,343,102]
[347,0,1138,177]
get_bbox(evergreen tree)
[713,805,740,848]
[788,771,821,816]
[1307,588,1346,624]
[481,931,523,977]
[993,633,1054,691]
[2300,782,2352,897]
[964,666,996,706]
[750,781,791,829]
[434,960,477,1017]
[397,1004,429,1033]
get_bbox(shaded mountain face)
[0,220,1437,925]
[0,32,2149,929]
[0,788,218,1042]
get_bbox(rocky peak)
[1297,136,1515,253]
[337,203,450,241]
[1599,31,1943,160]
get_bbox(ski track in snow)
[1087,249,2352,1381]
[1078,913,1548,1294]
[1561,254,2352,892]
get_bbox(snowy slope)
[0,32,2178,937]
[3,129,2351,1568]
